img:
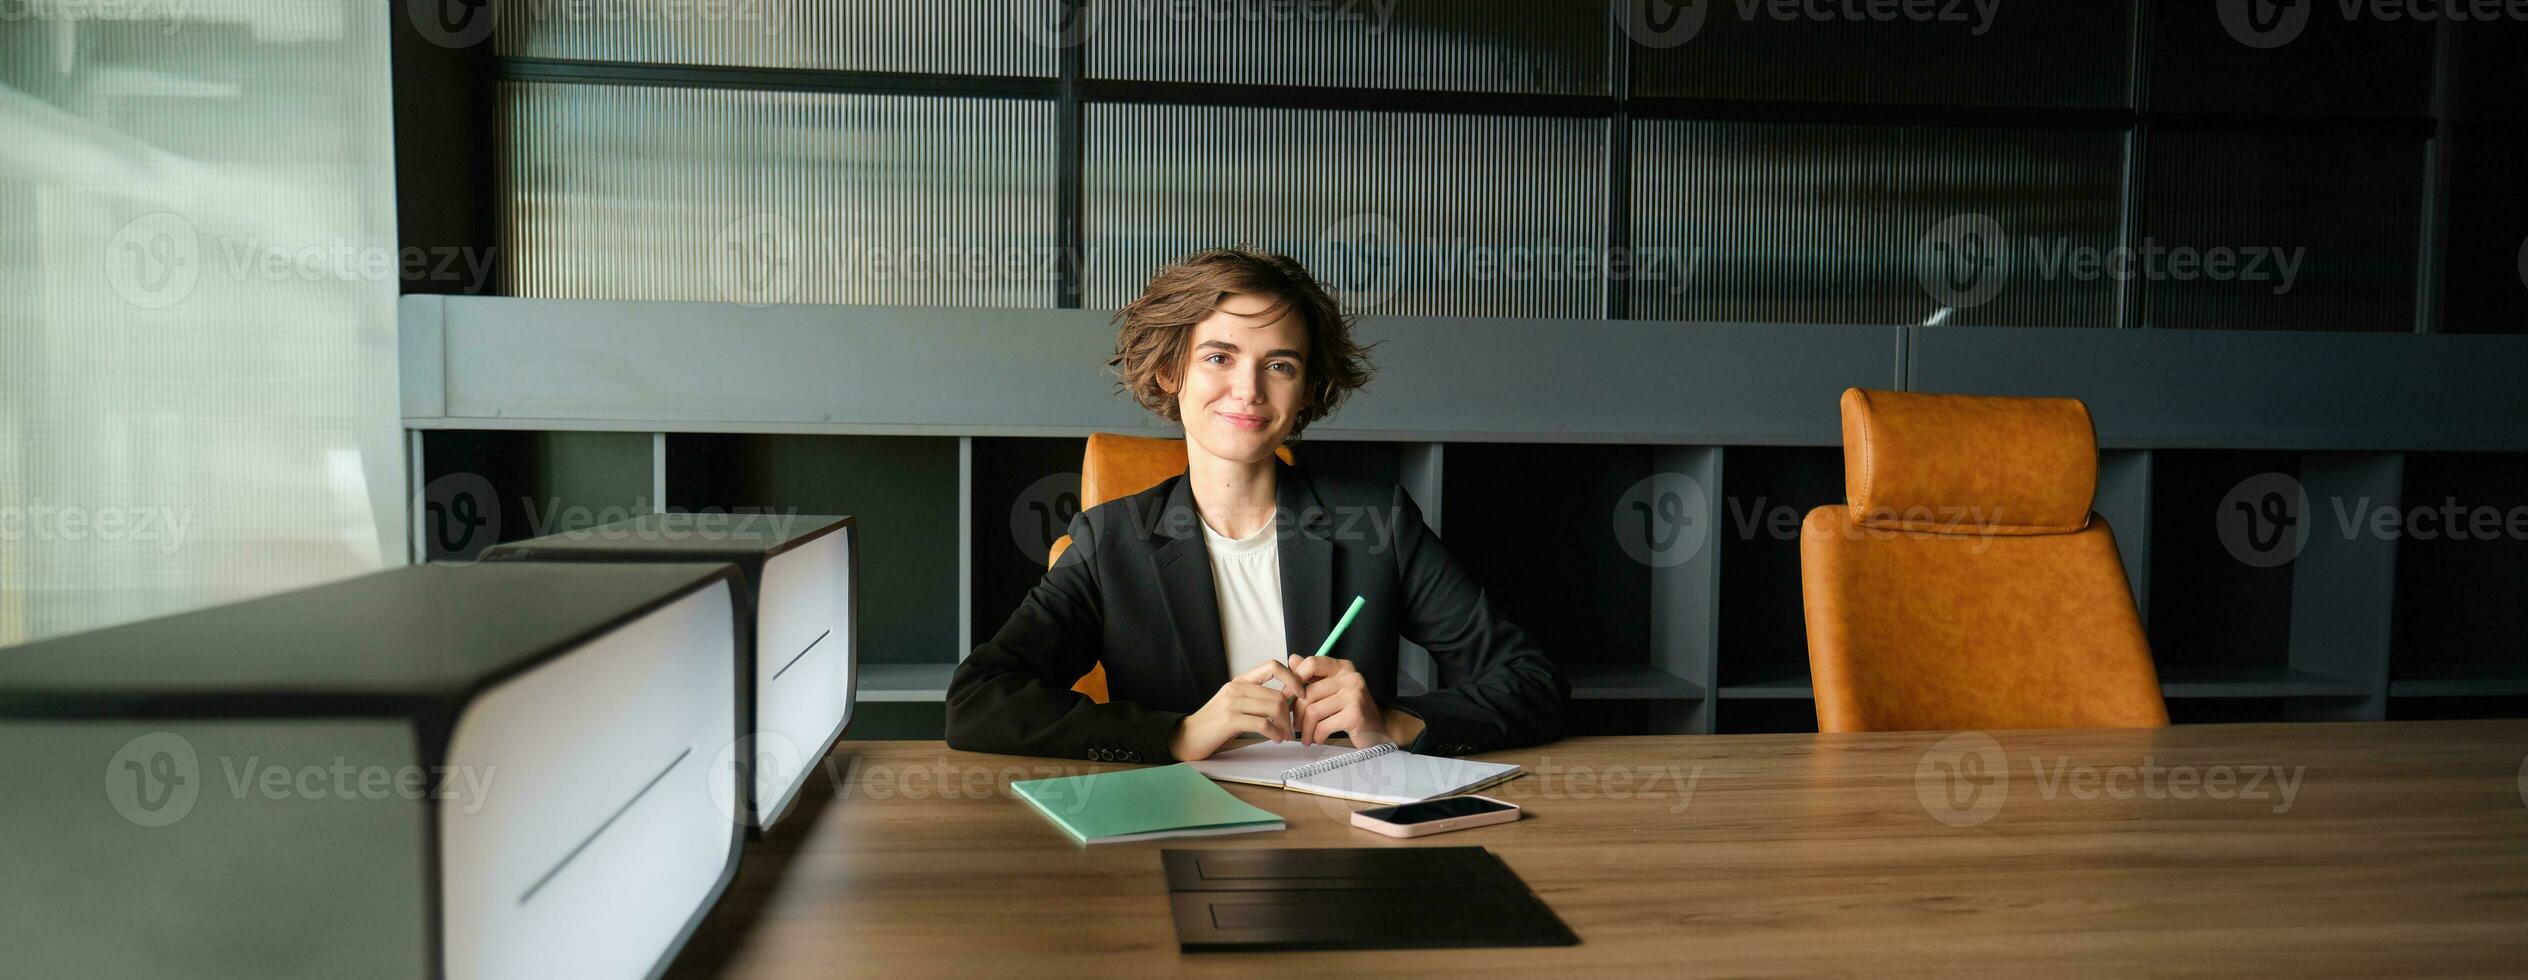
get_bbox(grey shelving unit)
[403,296,2528,734]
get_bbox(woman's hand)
[1291,655,1386,746]
[1169,659,1307,761]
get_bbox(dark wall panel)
[495,0,1057,76]
[2445,20,2528,126]
[1633,2,2133,108]
[1632,122,2125,326]
[502,82,1056,308]
[2144,130,2422,331]
[2149,4,2434,118]
[1090,0,1608,94]
[1083,104,1606,317]
[2441,128,2528,334]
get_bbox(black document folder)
[1161,847,1579,952]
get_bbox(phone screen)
[1357,796,1515,825]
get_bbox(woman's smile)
[1215,409,1271,431]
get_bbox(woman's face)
[1166,292,1308,464]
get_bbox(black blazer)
[946,459,1569,763]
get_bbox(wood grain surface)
[667,721,2528,977]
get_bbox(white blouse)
[1199,514,1288,688]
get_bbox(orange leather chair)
[1800,389,2167,733]
[1048,433,1291,703]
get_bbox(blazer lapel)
[1148,476,1230,694]
[1275,460,1336,660]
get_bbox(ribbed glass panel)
[2440,128,2528,334]
[2144,131,2420,332]
[0,3,403,645]
[1088,0,1608,94]
[1632,2,2133,107]
[493,0,1058,76]
[503,82,1057,308]
[2149,2,2432,118]
[1630,121,2125,326]
[1083,104,1606,317]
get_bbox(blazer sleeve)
[944,511,1189,762]
[1384,486,1571,755]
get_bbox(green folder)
[1011,764,1287,845]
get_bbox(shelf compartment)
[2389,452,2528,699]
[668,434,961,667]
[2163,698,2291,725]
[1441,443,1658,671]
[2386,694,2528,720]
[1716,676,1815,700]
[1714,446,1841,694]
[1715,700,1821,735]
[2387,675,2528,699]
[417,429,655,560]
[2145,450,2301,679]
[1566,663,1705,702]
[966,436,1085,657]
[1441,442,1718,732]
[2095,449,2154,623]
[858,663,958,703]
[2156,665,2371,700]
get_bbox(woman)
[946,247,1567,763]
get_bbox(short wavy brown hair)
[1108,246,1374,438]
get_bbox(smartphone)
[1350,795,1521,838]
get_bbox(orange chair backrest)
[1053,434,1292,703]
[1800,389,2167,733]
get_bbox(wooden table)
[667,721,2528,977]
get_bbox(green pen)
[1287,595,1370,745]
[1315,595,1367,658]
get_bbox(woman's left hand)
[1290,655,1382,746]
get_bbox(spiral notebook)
[1185,740,1521,805]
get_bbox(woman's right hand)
[1169,659,1308,761]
